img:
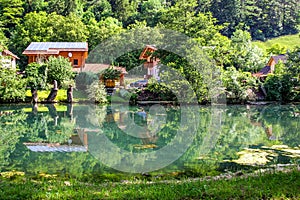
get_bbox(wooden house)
[0,47,19,69]
[139,45,160,80]
[253,55,287,79]
[22,42,88,68]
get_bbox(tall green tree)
[0,0,24,35]
[84,0,113,22]
[230,30,264,71]
[109,0,138,23]
[48,12,88,42]
[47,0,84,16]
[23,0,48,13]
[87,17,123,50]
[9,11,51,67]
[46,56,74,87]
[0,28,8,47]
[0,67,27,102]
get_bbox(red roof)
[139,45,157,60]
[73,63,127,74]
[2,49,19,59]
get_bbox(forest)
[0,0,299,103]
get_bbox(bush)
[75,71,99,90]
[25,62,48,89]
[221,67,259,103]
[47,56,74,87]
[0,67,27,102]
[86,80,108,104]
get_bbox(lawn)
[25,89,90,102]
[253,34,300,53]
[0,170,299,199]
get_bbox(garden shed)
[23,42,88,69]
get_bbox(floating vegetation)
[232,148,277,165]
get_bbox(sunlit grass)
[25,90,67,102]
[253,34,300,54]
[0,170,299,199]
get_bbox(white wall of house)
[147,65,160,80]
[0,52,16,69]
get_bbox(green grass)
[25,90,67,102]
[0,170,299,199]
[25,89,90,102]
[253,34,300,53]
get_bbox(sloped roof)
[139,45,157,60]
[73,63,127,74]
[1,48,19,59]
[23,42,88,55]
[253,66,271,77]
[271,55,287,64]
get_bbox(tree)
[109,0,137,23]
[266,44,287,55]
[48,12,88,42]
[23,0,48,13]
[25,62,48,90]
[221,67,259,103]
[0,67,27,102]
[0,0,24,33]
[9,11,51,67]
[159,0,222,45]
[46,0,84,16]
[86,80,108,103]
[0,28,8,47]
[87,17,123,50]
[46,56,74,87]
[230,30,264,72]
[264,47,300,102]
[84,0,113,22]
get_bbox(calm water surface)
[0,103,299,179]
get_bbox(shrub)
[0,67,27,102]
[86,80,108,104]
[75,71,99,90]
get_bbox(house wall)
[0,52,16,69]
[268,58,276,73]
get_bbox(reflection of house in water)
[24,130,88,152]
[247,106,277,141]
[112,108,159,146]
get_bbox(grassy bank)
[253,34,300,53]
[0,170,299,199]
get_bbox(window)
[73,59,78,66]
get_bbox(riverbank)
[1,169,299,199]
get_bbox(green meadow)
[253,34,300,53]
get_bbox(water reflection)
[0,104,299,177]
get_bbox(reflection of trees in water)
[25,105,75,144]
[0,104,299,177]
[178,105,300,175]
[0,111,27,169]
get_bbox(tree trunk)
[67,85,73,103]
[46,80,58,102]
[31,88,38,103]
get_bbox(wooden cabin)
[253,55,287,80]
[139,45,160,80]
[0,47,19,69]
[22,42,88,69]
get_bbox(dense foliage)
[0,0,299,103]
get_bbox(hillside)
[253,34,300,53]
